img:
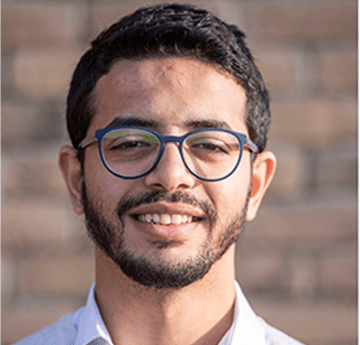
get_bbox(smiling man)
[15,3,304,345]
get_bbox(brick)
[2,301,82,345]
[14,47,83,100]
[2,51,15,98]
[244,1,357,41]
[2,104,39,146]
[267,142,307,196]
[2,102,66,148]
[295,48,320,98]
[250,300,357,343]
[19,256,95,295]
[2,200,71,245]
[1,256,16,306]
[245,206,357,245]
[2,4,87,48]
[235,254,282,289]
[289,256,318,297]
[90,1,219,37]
[319,253,357,292]
[270,99,357,147]
[317,140,357,187]
[3,151,69,199]
[319,49,357,94]
[90,3,150,36]
[252,48,297,96]
[216,1,247,29]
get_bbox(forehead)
[90,58,247,133]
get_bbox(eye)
[110,140,149,150]
[104,133,158,151]
[195,142,227,153]
[189,138,229,154]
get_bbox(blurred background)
[2,0,357,344]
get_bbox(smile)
[136,214,201,225]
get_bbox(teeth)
[182,215,190,223]
[160,214,171,225]
[153,214,160,223]
[172,214,182,224]
[137,213,194,225]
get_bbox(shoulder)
[12,312,77,345]
[257,317,306,345]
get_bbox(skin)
[59,58,276,345]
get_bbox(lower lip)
[133,218,198,239]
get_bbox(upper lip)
[129,202,205,218]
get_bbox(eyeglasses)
[78,126,258,182]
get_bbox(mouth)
[133,213,203,225]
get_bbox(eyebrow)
[105,116,232,131]
[105,116,158,129]
[184,119,232,130]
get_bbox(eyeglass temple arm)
[78,134,97,150]
[245,139,258,153]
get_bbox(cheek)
[214,183,247,211]
[210,162,252,213]
[84,151,107,192]
[83,149,131,207]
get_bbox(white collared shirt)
[14,282,304,345]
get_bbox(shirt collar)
[218,281,267,344]
[75,281,266,345]
[74,283,114,345]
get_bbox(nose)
[144,142,196,192]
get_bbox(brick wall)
[2,1,357,344]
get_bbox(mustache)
[116,190,217,225]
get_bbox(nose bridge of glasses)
[157,134,183,154]
[161,134,183,145]
[153,134,191,175]
[158,134,184,160]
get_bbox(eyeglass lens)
[101,128,242,180]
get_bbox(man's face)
[81,58,253,289]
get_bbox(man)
[15,3,304,345]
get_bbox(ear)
[59,145,84,215]
[246,151,276,221]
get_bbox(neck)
[94,246,237,345]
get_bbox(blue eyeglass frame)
[78,125,258,182]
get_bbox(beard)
[82,182,250,290]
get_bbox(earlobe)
[246,151,277,221]
[59,145,84,215]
